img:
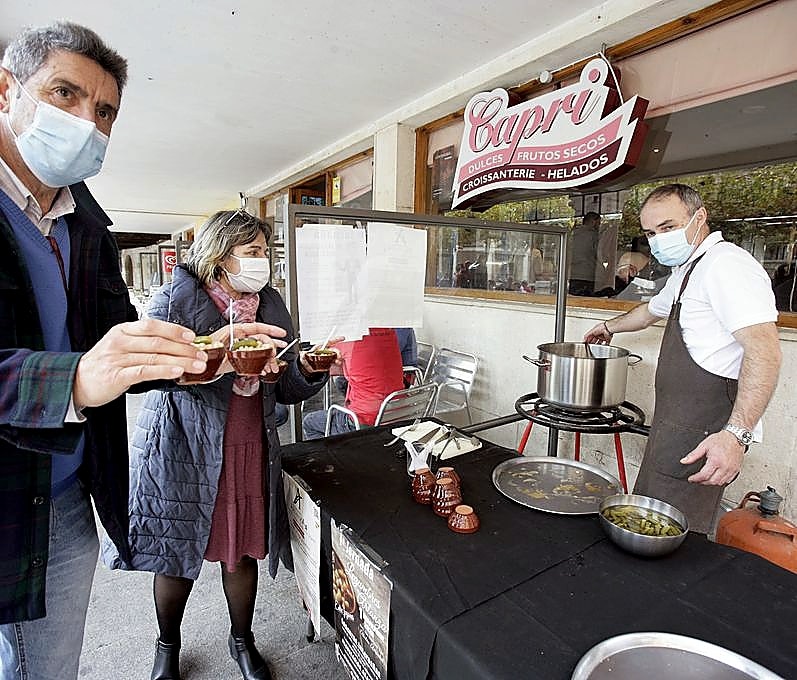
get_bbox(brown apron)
[633,255,738,534]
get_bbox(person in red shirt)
[303,328,404,438]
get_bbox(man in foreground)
[0,22,210,679]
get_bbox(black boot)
[150,638,181,680]
[228,631,272,680]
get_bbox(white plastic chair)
[323,383,439,436]
[426,348,479,424]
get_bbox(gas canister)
[716,487,797,574]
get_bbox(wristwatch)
[723,423,754,446]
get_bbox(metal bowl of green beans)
[598,494,688,557]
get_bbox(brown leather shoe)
[228,631,272,680]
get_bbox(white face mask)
[223,255,270,293]
[8,77,109,188]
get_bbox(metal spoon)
[383,418,422,447]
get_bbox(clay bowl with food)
[261,359,288,384]
[226,338,275,376]
[181,336,225,383]
[304,348,337,371]
[599,493,688,557]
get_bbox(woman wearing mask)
[103,210,337,680]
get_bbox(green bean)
[602,505,683,537]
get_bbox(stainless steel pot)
[523,342,641,410]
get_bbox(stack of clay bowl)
[411,465,479,534]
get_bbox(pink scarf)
[205,280,261,396]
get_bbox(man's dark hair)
[2,21,128,98]
[641,183,704,215]
[583,211,601,226]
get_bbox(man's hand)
[73,319,207,409]
[681,430,745,485]
[584,321,613,345]
[583,304,662,345]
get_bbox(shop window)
[615,161,797,311]
[332,156,373,209]
[421,158,797,317]
[418,106,797,317]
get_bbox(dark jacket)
[0,182,136,623]
[101,265,325,579]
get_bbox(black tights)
[153,556,259,644]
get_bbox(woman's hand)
[211,323,288,376]
[299,337,345,374]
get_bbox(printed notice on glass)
[331,519,392,680]
[296,225,368,343]
[283,474,321,636]
[364,223,427,328]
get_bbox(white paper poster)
[331,520,392,680]
[283,474,322,636]
[364,223,427,328]
[296,225,368,343]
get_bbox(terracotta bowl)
[227,343,275,376]
[412,467,436,505]
[448,504,480,534]
[436,466,461,487]
[304,349,337,371]
[433,477,462,517]
[181,344,225,383]
[261,359,288,384]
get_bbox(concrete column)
[372,123,415,212]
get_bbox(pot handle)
[627,353,643,365]
[522,354,551,368]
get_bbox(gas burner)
[515,392,648,434]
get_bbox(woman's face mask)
[7,76,109,188]
[648,211,700,267]
[223,254,270,293]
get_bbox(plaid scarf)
[205,279,261,396]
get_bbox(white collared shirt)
[647,231,777,440]
[648,231,777,378]
[0,156,76,235]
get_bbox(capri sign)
[451,58,648,207]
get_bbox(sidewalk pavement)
[78,393,346,680]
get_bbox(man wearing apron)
[585,184,781,534]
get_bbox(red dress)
[204,390,268,568]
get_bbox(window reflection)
[423,157,797,312]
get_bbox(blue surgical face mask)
[648,211,700,267]
[8,77,109,188]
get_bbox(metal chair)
[416,341,436,382]
[427,348,479,424]
[324,382,439,436]
[402,365,424,387]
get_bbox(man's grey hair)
[185,211,272,286]
[2,21,128,97]
[641,183,704,216]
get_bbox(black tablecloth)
[281,425,797,680]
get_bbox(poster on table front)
[282,474,321,636]
[331,519,392,680]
